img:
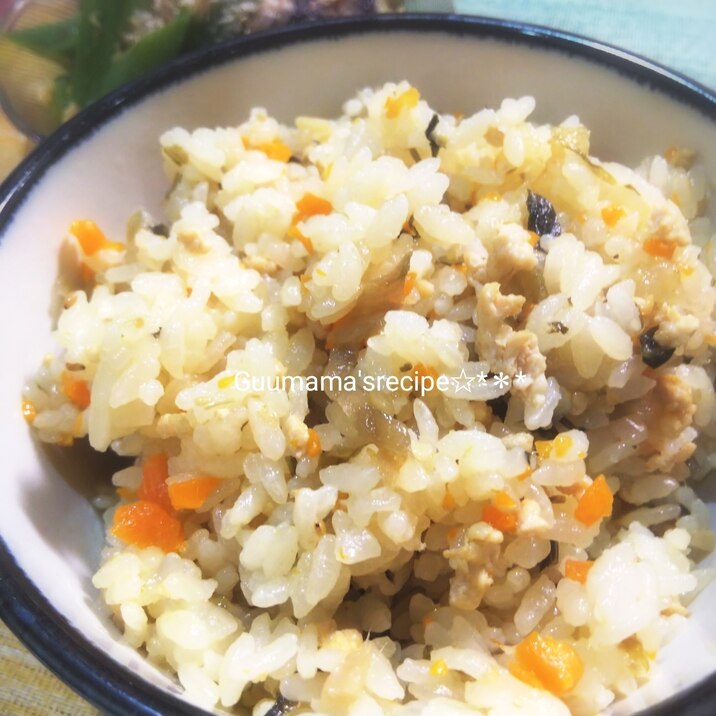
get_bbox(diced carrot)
[111,500,184,552]
[564,559,594,584]
[447,526,461,542]
[403,271,417,299]
[21,400,37,424]
[253,139,292,162]
[61,371,91,409]
[643,236,676,260]
[69,219,124,256]
[552,434,572,458]
[429,658,449,677]
[412,363,438,382]
[535,440,552,460]
[168,475,222,510]
[288,224,314,254]
[509,659,545,690]
[574,474,613,526]
[296,192,332,218]
[527,231,540,247]
[385,87,420,119]
[494,490,516,511]
[601,205,625,227]
[510,631,584,695]
[482,503,518,533]
[442,490,456,510]
[306,428,322,458]
[138,453,172,511]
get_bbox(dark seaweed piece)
[425,113,440,157]
[265,694,296,716]
[536,540,559,571]
[526,191,561,237]
[639,327,675,368]
[548,321,568,335]
[151,223,169,236]
[487,396,508,422]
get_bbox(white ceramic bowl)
[0,15,715,716]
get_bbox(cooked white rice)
[24,82,716,715]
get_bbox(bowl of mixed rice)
[1,15,715,716]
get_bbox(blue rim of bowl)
[0,13,715,716]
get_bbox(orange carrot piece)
[482,503,518,533]
[168,475,222,510]
[564,559,594,584]
[111,500,184,552]
[288,224,314,254]
[61,371,91,409]
[442,490,456,510]
[138,453,172,511]
[253,139,292,162]
[511,632,584,695]
[385,87,420,119]
[494,490,517,511]
[535,440,552,460]
[601,205,625,227]
[306,428,322,458]
[403,271,417,298]
[574,474,613,526]
[552,434,573,458]
[22,400,37,424]
[295,192,332,218]
[69,219,124,256]
[643,236,676,260]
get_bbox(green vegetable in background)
[4,0,196,129]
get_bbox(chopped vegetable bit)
[535,440,552,460]
[601,205,625,227]
[111,500,184,552]
[639,327,675,369]
[218,374,235,390]
[425,113,440,157]
[22,400,37,424]
[527,231,540,247]
[138,453,172,511]
[526,191,561,237]
[552,434,573,458]
[385,87,420,119]
[442,490,456,510]
[288,225,314,254]
[306,428,322,458]
[295,192,332,219]
[403,271,417,298]
[510,631,584,695]
[564,559,594,584]
[482,503,518,533]
[412,363,438,386]
[168,475,222,510]
[264,694,296,716]
[494,490,517,511]
[574,475,613,526]
[429,658,449,677]
[61,371,91,409]
[69,219,124,256]
[643,236,676,260]
[252,139,292,162]
[447,527,461,542]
